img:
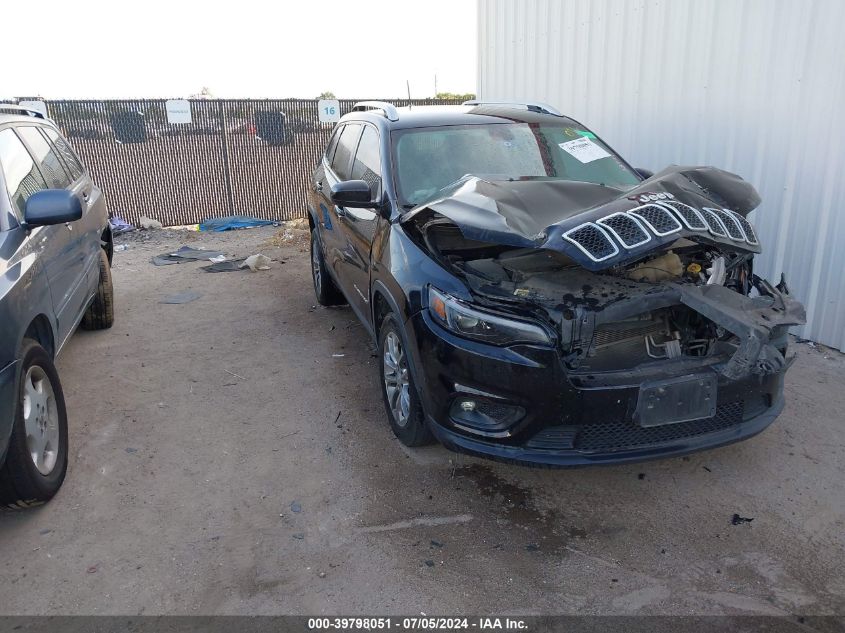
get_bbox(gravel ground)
[0,225,843,616]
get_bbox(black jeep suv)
[307,100,804,467]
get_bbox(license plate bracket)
[634,374,718,428]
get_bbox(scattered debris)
[703,466,712,472]
[637,473,646,480]
[125,447,138,454]
[731,513,754,525]
[239,253,271,271]
[318,571,326,578]
[86,565,98,574]
[109,215,134,234]
[200,215,276,232]
[114,244,129,252]
[525,544,539,551]
[290,501,302,513]
[292,533,305,540]
[139,216,163,230]
[430,540,444,548]
[39,529,52,536]
[200,258,248,273]
[223,369,246,380]
[424,560,435,568]
[332,353,346,358]
[160,291,201,304]
[152,245,226,266]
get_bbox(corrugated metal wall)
[478,0,845,350]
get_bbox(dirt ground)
[0,225,843,616]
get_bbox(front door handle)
[335,206,347,218]
[65,223,73,231]
[315,181,323,192]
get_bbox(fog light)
[448,397,526,437]
[459,400,477,412]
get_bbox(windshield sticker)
[559,137,611,163]
[576,130,596,139]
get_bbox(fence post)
[218,100,235,215]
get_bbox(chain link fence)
[7,98,462,227]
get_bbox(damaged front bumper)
[408,277,804,468]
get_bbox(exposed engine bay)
[402,168,806,381]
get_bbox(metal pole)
[218,99,235,215]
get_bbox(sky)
[2,0,477,100]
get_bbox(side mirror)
[635,167,654,180]
[330,180,375,208]
[24,190,83,227]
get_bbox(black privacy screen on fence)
[30,99,462,227]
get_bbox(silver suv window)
[0,128,49,220]
[16,126,71,189]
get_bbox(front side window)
[350,126,382,198]
[16,126,71,189]
[0,128,49,220]
[392,123,640,206]
[330,124,361,181]
[324,125,343,165]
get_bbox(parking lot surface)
[1,226,843,615]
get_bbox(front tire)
[378,314,433,447]
[0,340,69,509]
[310,229,346,306]
[81,248,114,330]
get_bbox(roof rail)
[462,100,563,116]
[351,101,399,121]
[0,103,47,119]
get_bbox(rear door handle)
[315,181,323,192]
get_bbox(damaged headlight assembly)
[428,286,552,346]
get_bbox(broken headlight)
[428,286,552,346]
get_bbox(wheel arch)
[23,314,56,359]
[101,224,114,265]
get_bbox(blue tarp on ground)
[200,215,277,232]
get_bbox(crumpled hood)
[401,166,763,271]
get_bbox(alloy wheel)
[383,331,411,427]
[22,366,60,476]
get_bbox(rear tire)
[311,229,346,306]
[0,340,69,509]
[81,249,114,330]
[378,314,433,447]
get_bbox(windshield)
[392,122,641,206]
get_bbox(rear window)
[16,126,71,189]
[0,128,49,219]
[392,123,640,206]
[44,128,85,181]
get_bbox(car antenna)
[407,80,412,109]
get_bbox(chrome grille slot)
[701,208,728,237]
[563,223,619,262]
[709,207,745,241]
[727,210,759,245]
[597,212,651,248]
[657,200,707,231]
[627,204,682,236]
